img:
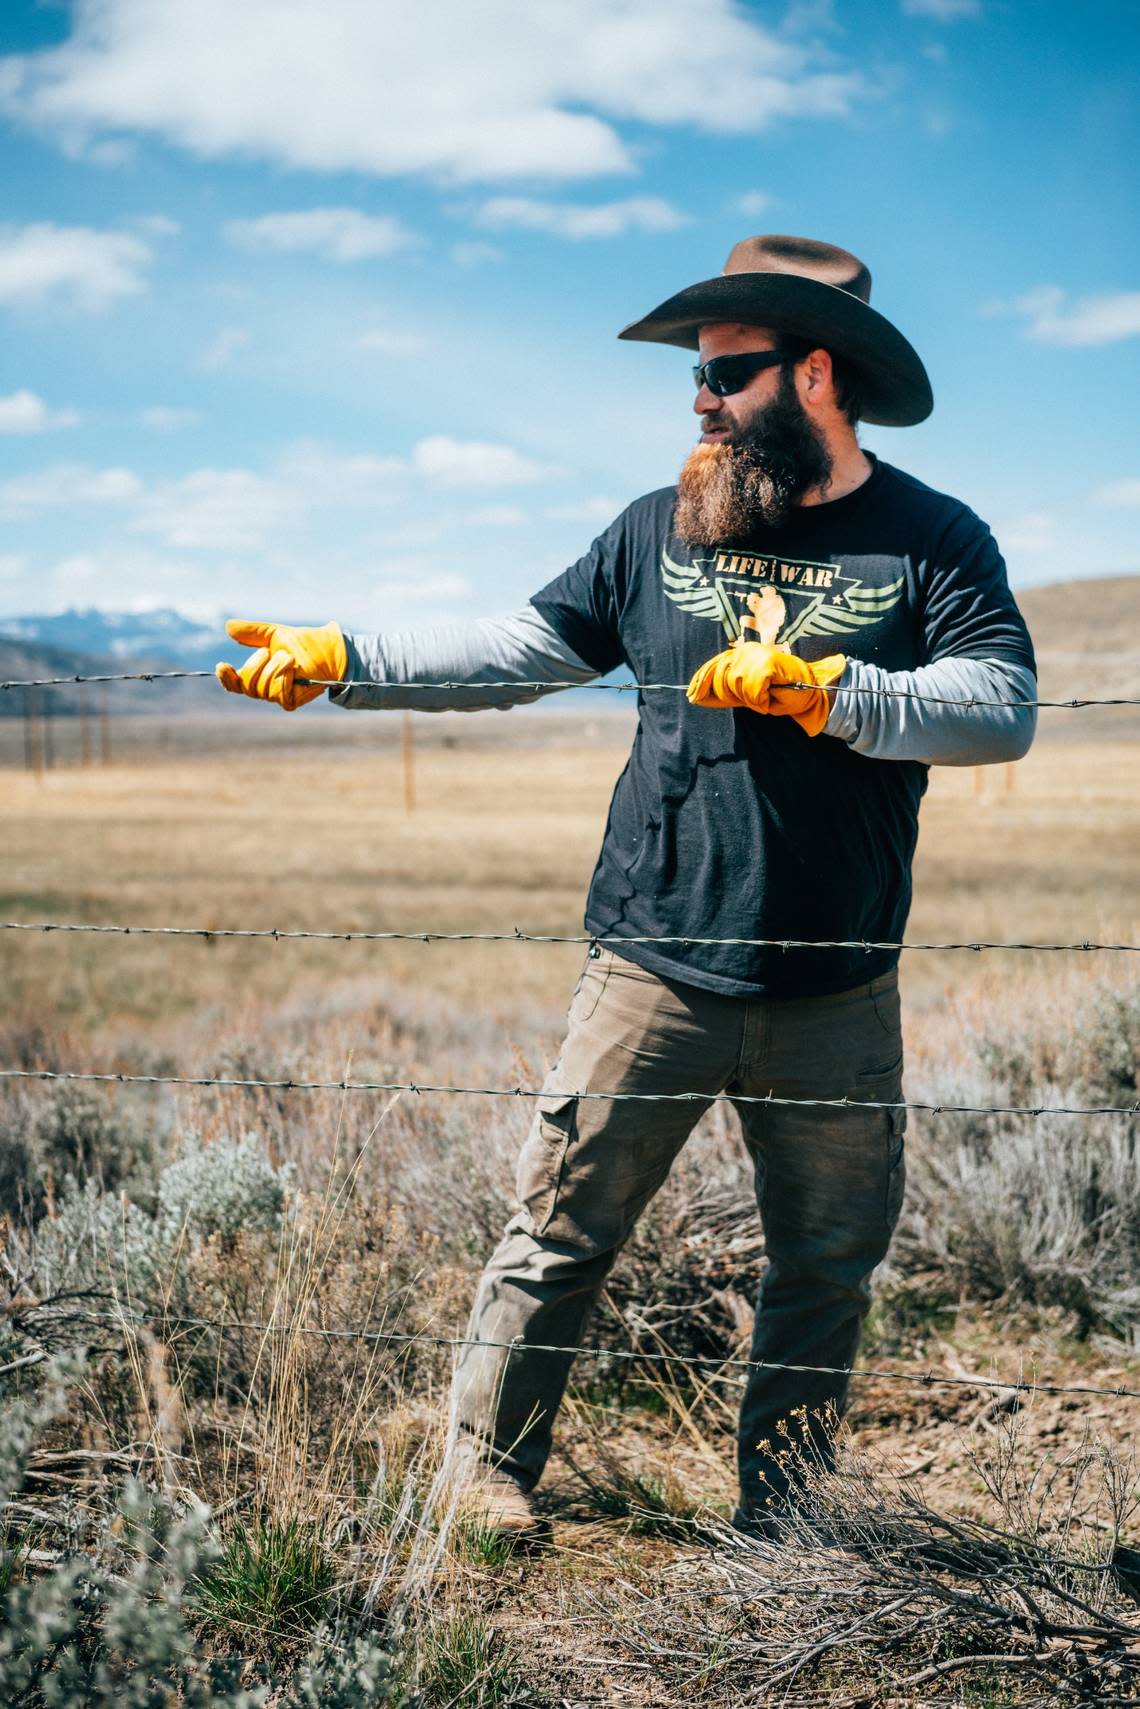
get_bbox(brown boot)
[449,1441,551,1548]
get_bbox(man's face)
[674,321,833,544]
[692,322,787,444]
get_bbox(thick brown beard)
[674,441,790,545]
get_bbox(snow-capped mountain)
[0,608,225,672]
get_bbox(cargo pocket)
[516,1093,577,1238]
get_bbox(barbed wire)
[1,920,1135,952]
[82,1306,1140,1402]
[3,1066,1136,1116]
[1,666,1136,710]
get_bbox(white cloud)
[0,435,561,533]
[224,207,419,263]
[901,0,981,18]
[0,463,142,514]
[86,137,136,166]
[132,468,298,550]
[1090,478,1140,508]
[475,195,688,240]
[353,328,427,355]
[0,0,864,185]
[0,553,29,585]
[733,190,775,218]
[782,0,841,32]
[0,221,152,309]
[35,548,231,619]
[451,241,501,268]
[131,213,180,237]
[410,436,562,487]
[0,390,80,433]
[139,406,203,432]
[998,285,1140,347]
[200,326,249,371]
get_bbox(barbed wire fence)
[2,921,1136,951]
[1,1066,1137,1118]
[3,668,1138,1427]
[3,666,1140,709]
[18,1307,1138,1406]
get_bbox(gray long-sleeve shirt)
[332,604,1037,766]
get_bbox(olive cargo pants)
[451,947,906,1513]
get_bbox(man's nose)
[694,382,721,415]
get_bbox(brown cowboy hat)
[618,234,933,428]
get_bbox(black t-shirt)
[531,455,1036,998]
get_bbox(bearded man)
[217,236,1037,1538]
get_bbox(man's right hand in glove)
[215,618,348,711]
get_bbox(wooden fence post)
[24,686,43,776]
[100,682,112,767]
[402,711,415,814]
[80,683,92,767]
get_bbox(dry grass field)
[1,704,1136,1039]
[2,695,1139,1707]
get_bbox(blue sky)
[0,0,1137,630]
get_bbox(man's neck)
[798,443,874,508]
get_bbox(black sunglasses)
[692,349,799,397]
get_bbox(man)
[217,235,1037,1537]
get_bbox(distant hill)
[1017,574,1138,659]
[1017,574,1139,723]
[0,633,215,718]
[0,609,248,719]
[1,607,224,673]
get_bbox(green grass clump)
[193,1517,335,1649]
[450,1518,518,1571]
[416,1610,529,1707]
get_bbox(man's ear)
[800,346,834,409]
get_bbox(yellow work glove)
[687,641,847,737]
[215,619,348,712]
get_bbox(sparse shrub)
[0,1370,404,1708]
[973,974,1139,1108]
[22,1133,292,1304]
[896,974,1140,1336]
[0,1085,152,1227]
[1086,983,1140,1102]
[29,1175,167,1301]
[289,1626,399,1708]
[157,1134,293,1248]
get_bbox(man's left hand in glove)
[687,641,847,737]
[215,618,348,711]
